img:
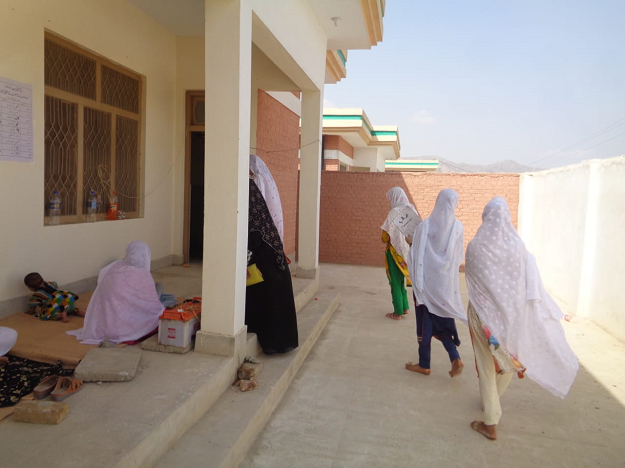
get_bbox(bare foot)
[385,312,402,320]
[74,308,86,317]
[449,358,464,377]
[0,356,8,367]
[61,312,69,323]
[471,421,497,440]
[403,309,409,315]
[405,362,431,375]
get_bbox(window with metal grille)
[44,33,143,224]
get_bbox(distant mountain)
[433,157,539,174]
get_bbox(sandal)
[50,377,83,402]
[385,312,402,320]
[34,375,61,399]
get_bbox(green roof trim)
[337,50,347,66]
[323,115,398,138]
[386,161,438,166]
[323,114,373,134]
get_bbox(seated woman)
[0,327,17,366]
[245,179,298,355]
[67,241,164,345]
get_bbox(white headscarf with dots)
[465,197,578,397]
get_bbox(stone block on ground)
[13,400,69,425]
[237,360,263,381]
[74,347,141,382]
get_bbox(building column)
[297,89,323,279]
[196,0,251,357]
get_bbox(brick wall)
[324,135,354,158]
[255,90,300,255]
[325,160,340,171]
[319,172,520,267]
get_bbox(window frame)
[44,32,144,225]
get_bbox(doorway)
[183,91,206,264]
[189,132,205,262]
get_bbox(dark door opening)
[189,131,205,262]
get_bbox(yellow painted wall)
[0,0,176,303]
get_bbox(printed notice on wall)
[0,77,33,163]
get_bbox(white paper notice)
[392,206,422,238]
[0,77,33,163]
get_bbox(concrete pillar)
[196,0,251,357]
[297,89,323,279]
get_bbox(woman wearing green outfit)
[381,187,421,320]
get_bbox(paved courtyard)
[241,263,625,468]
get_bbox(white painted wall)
[353,147,384,172]
[251,0,327,91]
[0,0,176,305]
[519,156,625,341]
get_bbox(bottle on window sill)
[107,191,118,221]
[87,191,97,222]
[49,191,61,226]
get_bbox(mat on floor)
[0,292,97,368]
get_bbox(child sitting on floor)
[24,273,84,323]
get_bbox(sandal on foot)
[50,377,83,402]
[471,421,497,440]
[34,375,61,399]
[385,312,402,320]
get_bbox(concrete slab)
[0,261,319,468]
[74,347,142,382]
[241,264,625,468]
[141,334,194,354]
[155,291,340,468]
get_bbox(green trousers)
[386,250,409,315]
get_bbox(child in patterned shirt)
[24,273,84,323]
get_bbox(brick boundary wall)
[319,172,520,267]
[255,90,300,256]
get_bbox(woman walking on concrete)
[405,189,465,377]
[465,197,578,440]
[381,187,421,320]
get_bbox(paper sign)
[0,77,33,163]
[392,206,422,237]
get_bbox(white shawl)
[408,189,466,323]
[67,241,164,345]
[465,197,578,398]
[381,187,420,263]
[0,327,17,356]
[250,154,284,241]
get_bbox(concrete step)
[154,291,341,468]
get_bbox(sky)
[323,0,625,169]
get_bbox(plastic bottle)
[107,191,118,221]
[49,191,61,226]
[87,191,97,222]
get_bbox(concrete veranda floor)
[240,263,625,468]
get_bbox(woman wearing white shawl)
[250,154,284,241]
[381,187,421,320]
[405,189,465,377]
[0,327,17,366]
[465,197,578,440]
[67,241,164,345]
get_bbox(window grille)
[116,116,139,213]
[44,96,78,216]
[44,33,142,224]
[83,107,111,214]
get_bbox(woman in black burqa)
[245,179,298,354]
